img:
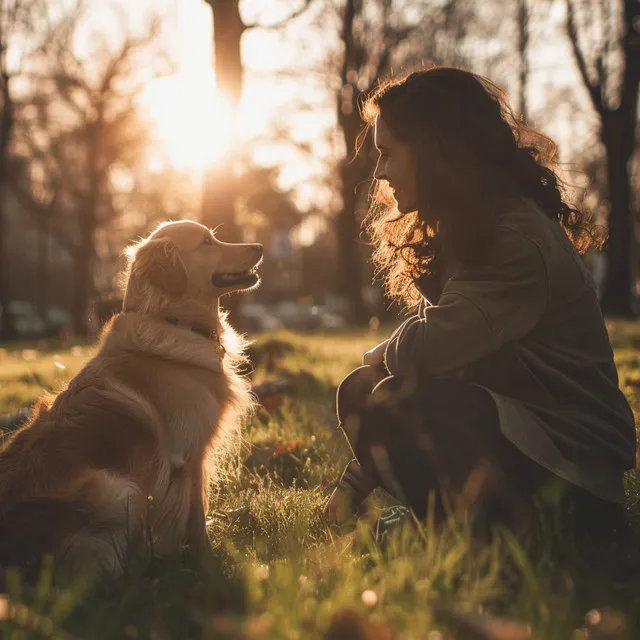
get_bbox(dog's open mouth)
[211,268,260,289]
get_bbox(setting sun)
[140,71,233,172]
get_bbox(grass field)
[0,323,639,639]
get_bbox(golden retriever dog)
[0,220,262,583]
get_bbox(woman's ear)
[130,237,189,298]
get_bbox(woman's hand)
[323,485,355,527]
[362,339,390,367]
[323,460,377,527]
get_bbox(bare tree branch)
[516,0,530,119]
[99,20,159,97]
[598,0,611,104]
[245,0,314,30]
[566,0,604,114]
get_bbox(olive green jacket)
[384,198,636,502]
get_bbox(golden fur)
[0,220,262,582]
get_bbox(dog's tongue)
[211,271,259,289]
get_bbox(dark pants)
[337,368,627,545]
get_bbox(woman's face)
[373,116,418,214]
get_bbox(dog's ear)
[130,237,188,298]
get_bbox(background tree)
[200,0,313,241]
[333,0,480,323]
[516,0,530,120]
[566,0,640,316]
[9,8,165,335]
[0,0,48,339]
[334,0,408,323]
[235,163,305,301]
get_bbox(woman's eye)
[203,236,213,246]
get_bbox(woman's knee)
[372,376,496,418]
[369,374,410,409]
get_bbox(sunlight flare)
[140,71,233,172]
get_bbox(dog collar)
[164,316,225,358]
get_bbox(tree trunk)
[202,162,240,242]
[600,114,635,317]
[335,0,369,325]
[516,0,529,120]
[599,0,639,317]
[0,70,15,340]
[0,184,13,340]
[201,0,244,242]
[336,161,368,324]
[73,121,100,337]
[72,226,93,336]
[37,217,48,327]
[201,0,246,323]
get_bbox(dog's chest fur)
[93,316,237,552]
[98,317,232,466]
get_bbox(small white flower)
[255,564,270,581]
[361,589,377,607]
[585,609,601,626]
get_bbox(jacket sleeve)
[384,228,549,379]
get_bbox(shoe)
[374,505,412,547]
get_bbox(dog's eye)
[202,236,213,246]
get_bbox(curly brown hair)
[361,67,602,309]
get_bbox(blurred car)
[46,306,72,334]
[235,303,285,333]
[7,301,47,337]
[314,305,347,330]
[3,302,73,338]
[270,301,346,331]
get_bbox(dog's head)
[122,220,263,313]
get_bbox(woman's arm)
[362,338,390,366]
[384,227,549,380]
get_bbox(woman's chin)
[396,203,416,215]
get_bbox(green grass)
[1,325,639,639]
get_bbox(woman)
[324,67,636,541]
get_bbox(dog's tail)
[0,497,93,585]
[0,471,144,586]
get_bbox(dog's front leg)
[185,467,212,563]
